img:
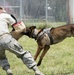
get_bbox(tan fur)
[24,24,74,66]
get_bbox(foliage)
[24,21,66,28]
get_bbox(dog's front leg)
[34,46,43,60]
[37,45,50,66]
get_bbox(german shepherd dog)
[21,24,74,66]
[11,24,74,66]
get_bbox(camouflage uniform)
[0,12,44,75]
[0,33,36,70]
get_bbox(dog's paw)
[37,62,41,66]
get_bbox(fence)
[0,0,23,21]
[0,0,73,27]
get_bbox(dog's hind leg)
[34,46,43,60]
[37,45,50,66]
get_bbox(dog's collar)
[36,28,53,44]
[30,29,38,40]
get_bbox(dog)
[22,24,74,66]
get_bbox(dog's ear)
[30,26,36,30]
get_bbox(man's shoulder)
[1,13,10,15]
[0,13,11,18]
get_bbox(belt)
[0,33,10,40]
[0,33,10,37]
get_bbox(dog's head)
[22,26,37,38]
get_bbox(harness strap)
[36,28,53,44]
[46,32,53,44]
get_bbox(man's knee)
[21,51,37,69]
[3,65,10,70]
[16,50,26,58]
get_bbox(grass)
[0,36,74,75]
[2,22,74,75]
[24,21,66,28]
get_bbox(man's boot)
[33,66,44,75]
[3,65,13,75]
[6,69,13,75]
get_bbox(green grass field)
[1,22,74,75]
[0,35,74,75]
[24,21,66,28]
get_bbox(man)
[0,7,44,75]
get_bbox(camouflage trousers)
[0,33,36,70]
